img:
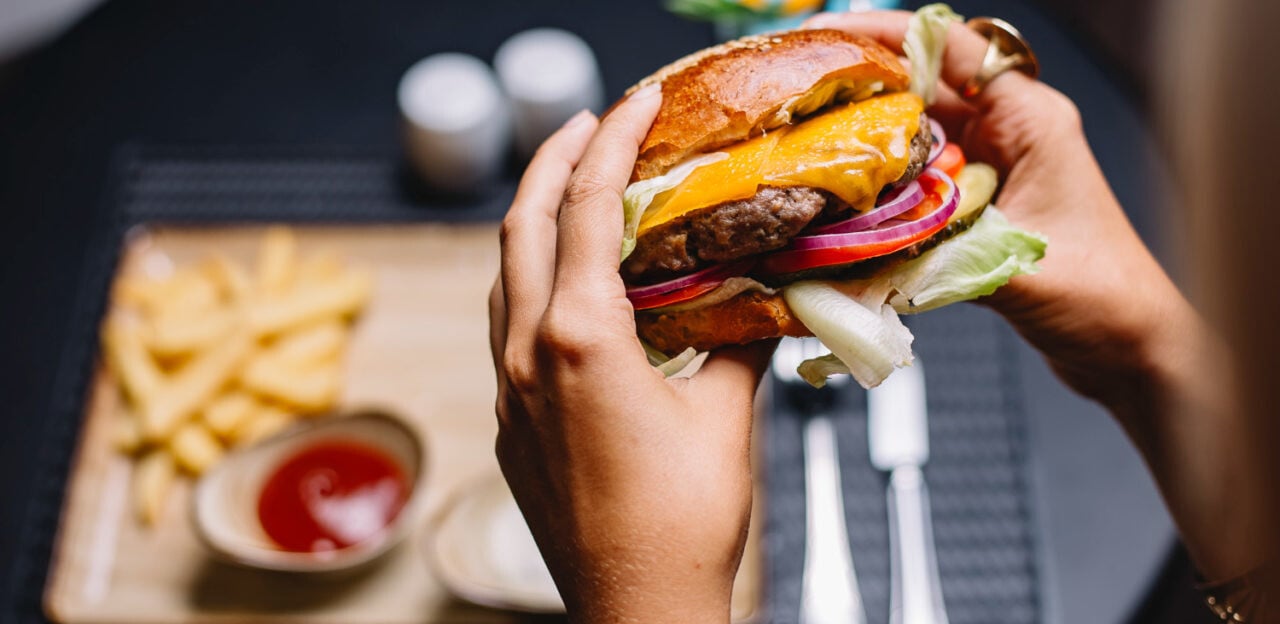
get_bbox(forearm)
[1108,293,1272,580]
[996,134,1273,579]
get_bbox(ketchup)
[257,440,408,553]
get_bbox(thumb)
[689,339,778,403]
[683,339,778,447]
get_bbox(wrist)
[565,581,732,624]
[1094,292,1203,429]
[1103,291,1229,430]
[557,551,738,624]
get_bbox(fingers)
[684,340,777,441]
[927,81,977,140]
[500,110,599,335]
[500,89,661,394]
[553,84,663,298]
[804,10,1037,111]
[488,277,516,426]
[691,340,778,403]
[488,276,507,372]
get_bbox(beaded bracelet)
[1199,563,1275,622]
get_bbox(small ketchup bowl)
[192,408,427,574]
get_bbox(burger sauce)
[257,441,408,553]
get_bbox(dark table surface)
[0,1,1211,622]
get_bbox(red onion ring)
[809,179,924,235]
[625,260,753,299]
[787,168,958,251]
[926,118,946,167]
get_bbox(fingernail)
[563,109,594,129]
[631,83,661,101]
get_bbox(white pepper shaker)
[494,28,604,158]
[398,53,511,193]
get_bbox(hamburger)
[620,6,1047,387]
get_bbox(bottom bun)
[636,290,812,355]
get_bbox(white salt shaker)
[399,53,511,193]
[494,28,604,158]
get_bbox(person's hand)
[488,85,775,623]
[806,11,1199,416]
[806,11,1268,582]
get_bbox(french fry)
[154,270,221,318]
[261,320,347,367]
[113,410,145,455]
[141,332,253,441]
[169,423,224,475]
[241,362,341,412]
[202,255,251,302]
[248,270,372,337]
[232,404,296,447]
[116,263,220,312]
[101,318,163,407]
[134,449,175,525]
[202,390,259,440]
[255,227,298,295]
[297,251,345,285]
[114,276,169,311]
[106,227,372,528]
[146,306,239,359]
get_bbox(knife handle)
[800,416,866,624]
[886,465,949,624]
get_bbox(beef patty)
[622,113,933,284]
[621,186,831,283]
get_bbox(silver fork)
[773,338,867,624]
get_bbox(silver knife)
[868,361,949,624]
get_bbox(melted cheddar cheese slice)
[637,92,924,236]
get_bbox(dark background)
[0,0,1210,622]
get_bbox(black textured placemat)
[15,147,1038,623]
[766,305,1040,623]
[115,145,518,224]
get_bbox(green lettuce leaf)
[904,3,963,105]
[656,347,700,377]
[888,207,1048,313]
[642,341,701,377]
[621,152,728,261]
[782,208,1045,388]
[783,279,914,389]
[797,353,853,389]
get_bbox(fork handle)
[887,465,949,624]
[800,416,866,624]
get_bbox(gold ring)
[961,17,1040,99]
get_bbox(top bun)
[627,29,909,181]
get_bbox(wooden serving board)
[44,224,763,624]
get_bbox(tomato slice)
[629,279,724,311]
[759,222,946,274]
[891,171,944,221]
[759,179,950,275]
[932,143,966,179]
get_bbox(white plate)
[425,474,563,613]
